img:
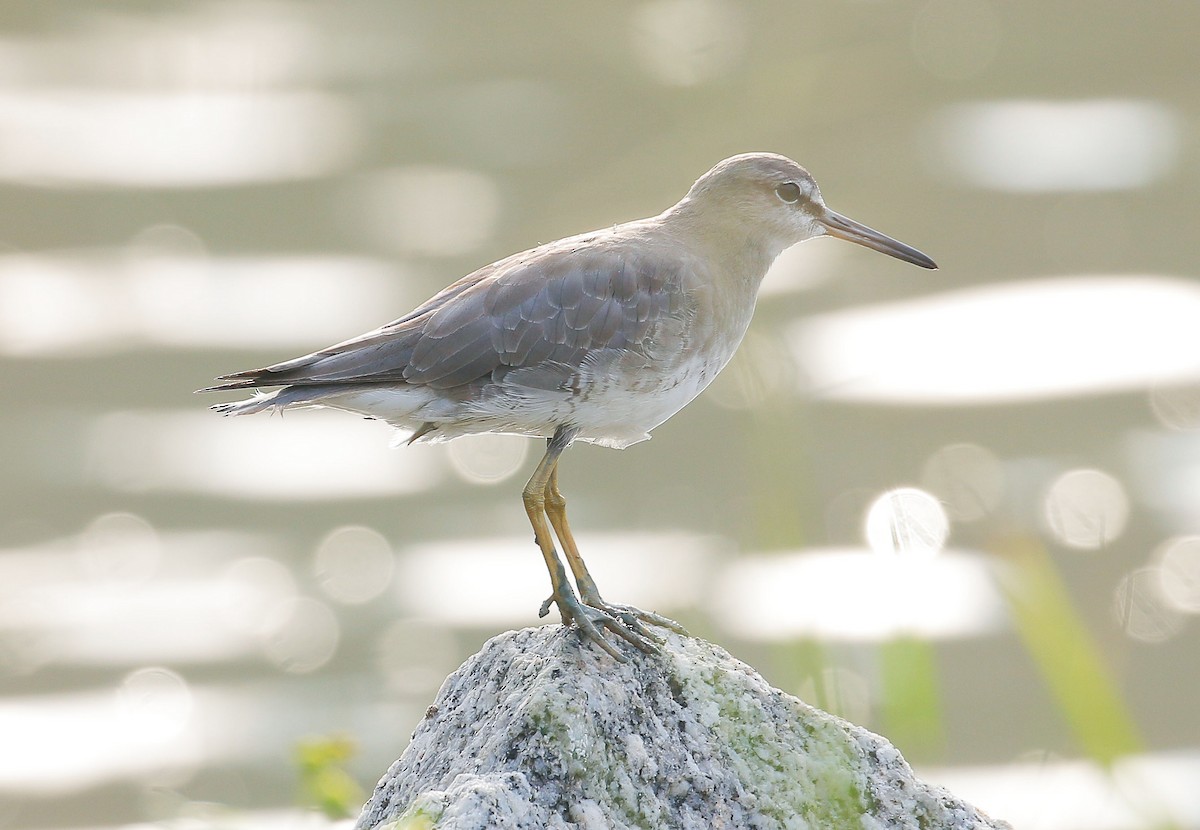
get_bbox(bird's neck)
[658,202,782,292]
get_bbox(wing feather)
[207,235,693,396]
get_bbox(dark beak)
[820,209,938,270]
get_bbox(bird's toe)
[550,592,662,660]
[586,598,689,638]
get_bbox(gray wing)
[206,240,691,394]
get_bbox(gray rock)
[356,627,1009,830]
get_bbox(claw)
[576,590,689,638]
[581,605,658,655]
[549,592,661,662]
[572,607,632,662]
[604,603,690,636]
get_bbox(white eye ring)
[775,182,802,203]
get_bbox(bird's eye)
[775,182,802,204]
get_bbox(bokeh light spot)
[921,443,1005,522]
[313,526,395,605]
[0,90,361,187]
[865,488,949,559]
[1113,568,1184,643]
[114,667,193,745]
[88,409,444,501]
[76,512,161,584]
[928,99,1180,192]
[789,275,1200,405]
[714,549,1006,641]
[447,433,530,485]
[1156,536,1200,614]
[1042,468,1128,551]
[0,250,408,357]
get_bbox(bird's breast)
[568,281,757,448]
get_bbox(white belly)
[566,351,730,449]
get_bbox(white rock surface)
[355,627,1009,830]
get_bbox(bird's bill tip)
[820,209,938,270]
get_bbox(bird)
[203,152,936,661]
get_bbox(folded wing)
[205,239,691,397]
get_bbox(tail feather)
[206,380,437,437]
[198,378,262,393]
[210,389,282,416]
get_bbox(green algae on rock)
[356,628,1008,830]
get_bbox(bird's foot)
[587,600,690,638]
[538,591,657,662]
[568,575,689,640]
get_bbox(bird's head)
[675,152,937,270]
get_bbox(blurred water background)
[1,1,1199,828]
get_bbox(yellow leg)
[542,445,689,639]
[544,463,605,606]
[523,427,654,661]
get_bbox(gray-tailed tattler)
[203,153,936,661]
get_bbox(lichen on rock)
[355,627,1008,830]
